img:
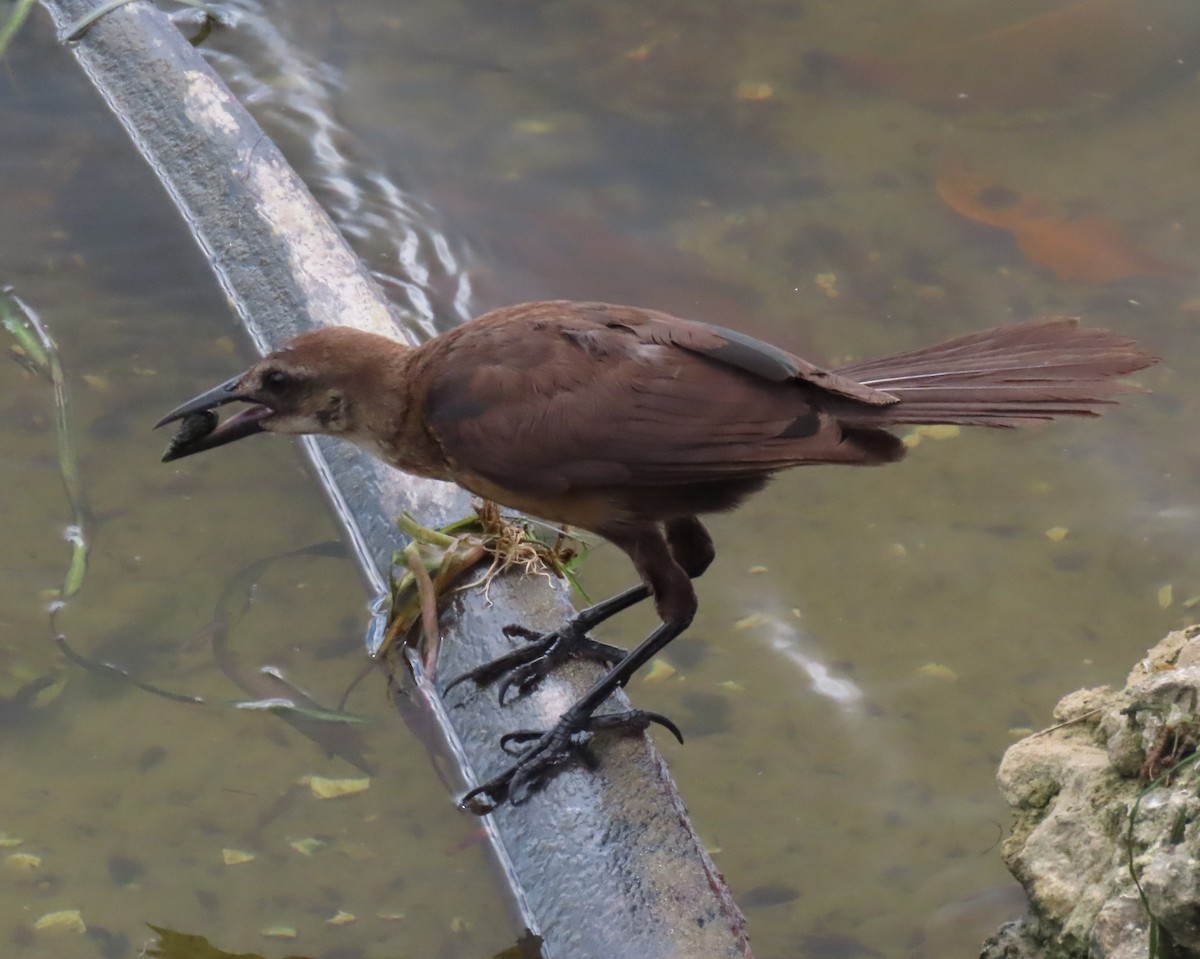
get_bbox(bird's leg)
[459,525,697,813]
[459,618,687,813]
[444,517,714,704]
[443,584,647,703]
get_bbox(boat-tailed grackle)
[157,301,1156,812]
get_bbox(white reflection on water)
[758,613,864,708]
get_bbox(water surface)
[2,1,1197,957]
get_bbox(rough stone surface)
[982,627,1200,959]
[1141,845,1200,951]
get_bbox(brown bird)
[156,301,1156,811]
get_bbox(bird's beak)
[154,374,272,462]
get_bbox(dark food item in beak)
[163,410,219,461]
[155,374,244,429]
[158,405,272,462]
[156,374,273,462]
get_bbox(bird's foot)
[459,707,684,814]
[444,621,626,705]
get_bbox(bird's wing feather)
[419,303,869,495]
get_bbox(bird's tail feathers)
[831,317,1156,427]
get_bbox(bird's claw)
[590,709,684,744]
[442,633,553,695]
[459,708,685,814]
[443,621,626,705]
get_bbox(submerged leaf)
[918,663,959,682]
[288,838,324,857]
[641,659,677,684]
[733,612,770,631]
[936,154,1186,283]
[304,774,370,799]
[34,910,86,934]
[145,924,313,959]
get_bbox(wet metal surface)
[19,0,751,955]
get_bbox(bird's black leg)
[444,517,714,705]
[459,522,703,813]
[442,584,648,702]
[459,617,687,813]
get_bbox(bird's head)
[155,326,398,462]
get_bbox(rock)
[1140,844,1200,951]
[985,628,1200,958]
[980,918,1045,959]
[1088,894,1149,959]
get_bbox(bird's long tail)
[831,317,1157,427]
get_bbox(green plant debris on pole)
[379,503,587,671]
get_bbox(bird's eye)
[262,369,290,390]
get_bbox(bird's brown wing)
[604,303,898,406]
[418,302,888,497]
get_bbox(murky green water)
[3,1,1198,957]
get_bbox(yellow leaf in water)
[918,663,959,682]
[922,424,960,440]
[734,613,770,631]
[222,848,256,865]
[81,374,111,393]
[735,81,775,101]
[262,926,297,939]
[1044,526,1069,543]
[305,775,371,799]
[34,910,86,934]
[326,911,357,926]
[5,852,40,870]
[642,659,677,684]
[377,911,406,922]
[289,838,325,857]
[719,680,746,692]
[815,272,839,299]
[748,565,768,575]
[906,424,961,445]
[0,833,23,847]
[514,118,554,134]
[1158,584,1174,609]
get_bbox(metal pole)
[35,1,753,956]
